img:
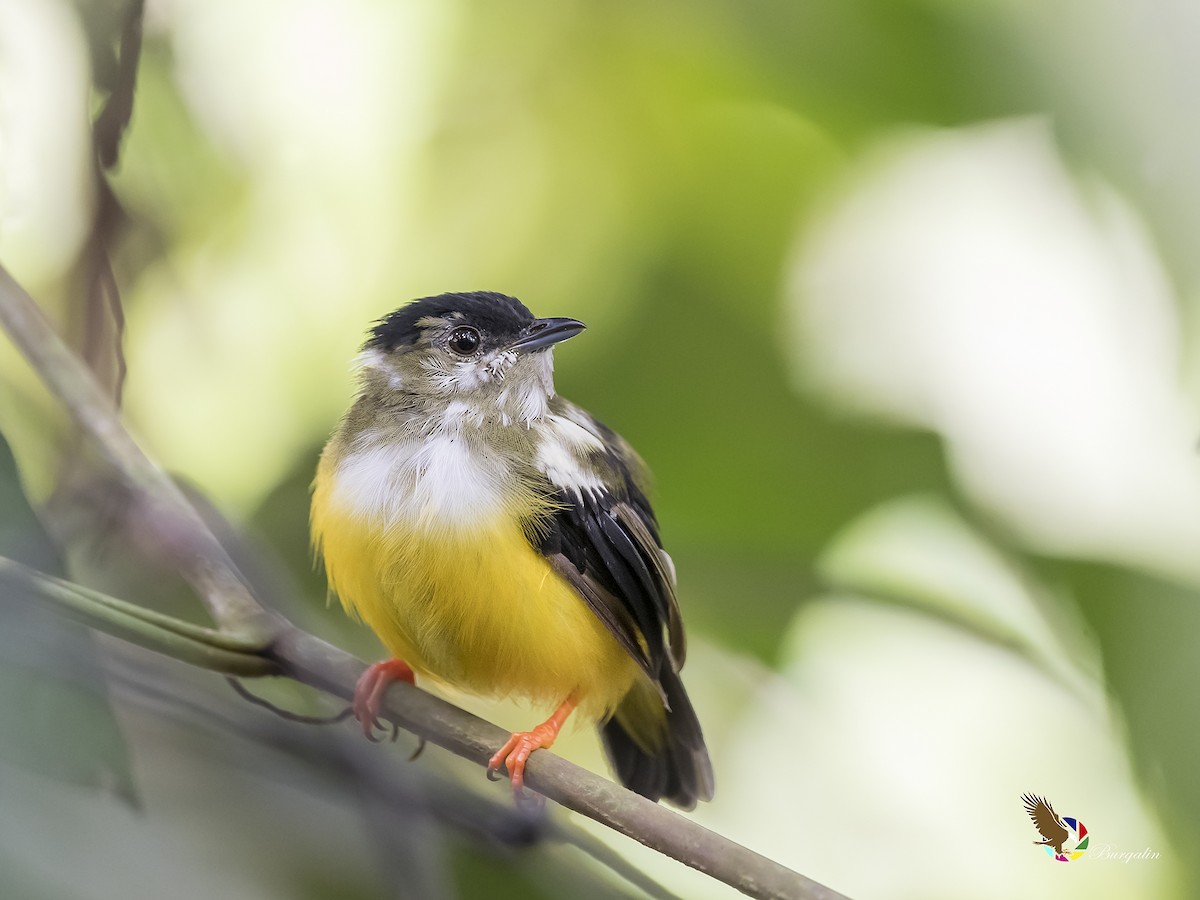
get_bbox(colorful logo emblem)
[1022,793,1088,862]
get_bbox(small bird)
[1022,793,1069,856]
[311,291,714,807]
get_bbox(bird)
[1022,793,1069,855]
[311,291,714,808]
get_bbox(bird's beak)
[508,317,587,354]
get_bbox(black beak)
[508,317,587,354]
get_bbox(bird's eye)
[447,326,481,356]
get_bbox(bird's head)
[356,291,586,426]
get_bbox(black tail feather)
[600,660,714,809]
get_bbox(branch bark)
[0,261,851,900]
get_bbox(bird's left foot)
[353,659,415,741]
[487,694,577,799]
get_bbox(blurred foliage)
[1046,560,1200,871]
[2,0,1199,898]
[0,433,135,801]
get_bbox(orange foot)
[487,694,577,798]
[353,659,415,742]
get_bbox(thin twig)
[226,677,353,726]
[0,557,275,677]
[83,0,143,402]
[0,261,851,900]
[92,0,144,171]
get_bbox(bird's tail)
[599,659,714,809]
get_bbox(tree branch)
[0,261,850,900]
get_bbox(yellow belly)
[312,474,639,720]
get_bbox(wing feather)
[614,503,685,663]
[530,400,681,677]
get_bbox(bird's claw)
[352,659,415,742]
[486,696,576,804]
[487,727,557,799]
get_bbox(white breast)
[330,435,516,530]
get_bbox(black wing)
[530,402,684,684]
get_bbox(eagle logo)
[1022,793,1089,861]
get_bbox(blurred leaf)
[0,434,136,802]
[717,0,1038,138]
[817,495,1103,696]
[1049,560,1200,886]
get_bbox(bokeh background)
[2,0,1199,898]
